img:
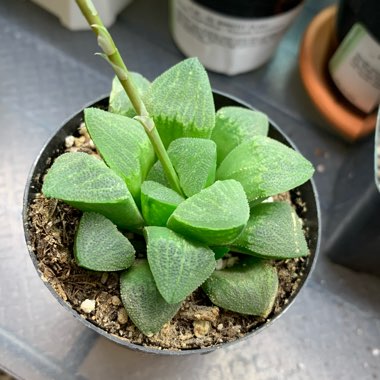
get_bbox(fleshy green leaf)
[211,246,230,260]
[202,257,278,317]
[42,152,144,230]
[168,138,217,197]
[232,202,309,259]
[211,106,269,164]
[146,160,170,187]
[141,181,184,226]
[120,260,181,336]
[84,108,155,204]
[109,72,150,117]
[217,136,314,203]
[74,212,135,271]
[144,58,215,148]
[145,227,215,304]
[167,180,249,245]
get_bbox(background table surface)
[0,0,379,379]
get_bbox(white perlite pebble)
[117,308,129,324]
[65,135,75,148]
[80,299,96,314]
[193,320,211,337]
[372,348,380,357]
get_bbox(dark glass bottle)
[193,0,302,18]
[328,0,380,113]
[336,0,380,42]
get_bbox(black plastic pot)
[23,92,321,355]
[326,136,380,277]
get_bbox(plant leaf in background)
[120,260,181,336]
[42,152,144,230]
[84,108,155,204]
[217,136,314,203]
[141,181,184,226]
[145,227,215,304]
[144,58,215,148]
[232,202,309,259]
[75,212,135,271]
[202,257,278,317]
[109,72,150,117]
[167,180,249,245]
[211,106,269,164]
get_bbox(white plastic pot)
[170,0,304,75]
[31,0,133,30]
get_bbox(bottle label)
[329,23,380,113]
[170,0,303,75]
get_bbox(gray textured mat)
[0,0,379,379]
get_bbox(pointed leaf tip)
[144,58,215,147]
[120,260,181,336]
[145,226,215,304]
[75,212,135,271]
[167,179,249,245]
[233,202,310,259]
[202,257,278,317]
[217,136,314,202]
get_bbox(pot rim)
[23,91,321,356]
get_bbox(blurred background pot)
[31,0,133,30]
[170,0,304,75]
[23,92,320,355]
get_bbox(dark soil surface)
[26,124,309,351]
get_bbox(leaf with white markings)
[141,181,184,226]
[146,160,170,187]
[167,180,249,245]
[202,257,278,317]
[42,152,144,230]
[120,260,181,336]
[109,72,150,117]
[144,58,215,147]
[217,136,314,203]
[211,106,269,164]
[232,202,309,259]
[168,138,216,197]
[85,108,155,204]
[75,212,135,271]
[145,227,215,304]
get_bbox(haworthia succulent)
[84,108,155,204]
[217,136,314,203]
[74,212,135,271]
[141,181,184,226]
[42,152,144,230]
[144,58,215,148]
[202,257,278,317]
[232,202,310,259]
[145,227,215,304]
[167,180,249,245]
[109,72,150,117]
[120,260,181,336]
[167,138,217,197]
[211,106,269,164]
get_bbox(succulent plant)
[41,0,314,337]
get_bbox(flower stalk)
[75,0,184,197]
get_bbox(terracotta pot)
[23,92,321,355]
[299,5,377,141]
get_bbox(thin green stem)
[75,0,184,196]
[135,117,184,196]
